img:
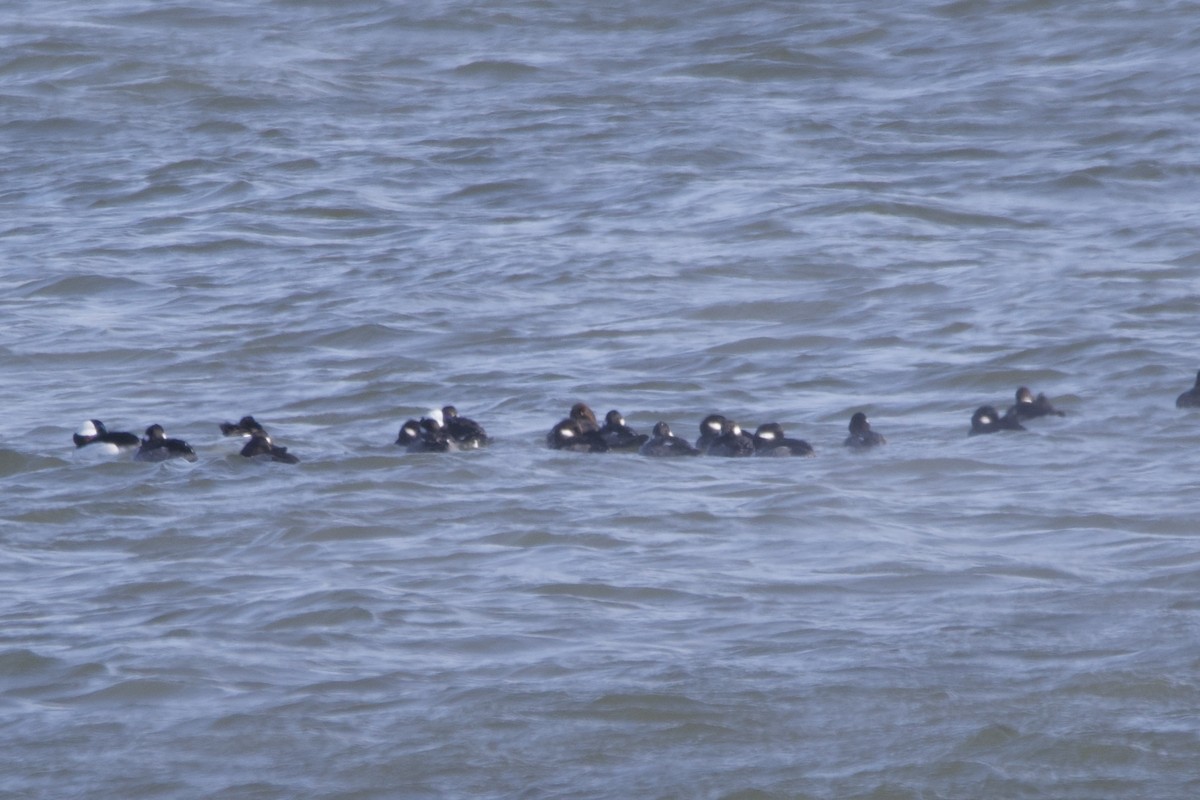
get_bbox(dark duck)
[752,422,814,457]
[843,412,886,450]
[135,424,198,462]
[240,430,300,464]
[441,405,491,449]
[968,405,1025,436]
[1009,387,1065,419]
[695,414,727,452]
[706,419,756,457]
[639,421,700,457]
[547,418,608,452]
[1176,371,1200,408]
[599,410,649,451]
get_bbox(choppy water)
[3,1,1200,797]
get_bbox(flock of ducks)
[67,373,1200,464]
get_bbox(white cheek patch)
[978,414,993,425]
[425,408,444,425]
[78,420,98,437]
[705,421,722,432]
[559,427,576,439]
[757,430,775,440]
[731,424,742,436]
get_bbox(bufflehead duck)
[639,421,700,457]
[1010,387,1066,419]
[135,424,198,462]
[441,405,491,448]
[1176,371,1200,408]
[844,412,886,449]
[73,419,139,450]
[696,414,727,452]
[969,405,1025,436]
[599,410,649,451]
[220,415,266,437]
[753,422,814,457]
[547,418,608,452]
[706,419,756,457]
[240,430,299,464]
[395,417,455,452]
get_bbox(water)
[3,1,1200,797]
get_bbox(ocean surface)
[3,1,1199,797]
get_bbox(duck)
[395,417,456,453]
[695,414,727,452]
[844,412,886,449]
[240,430,299,464]
[599,410,649,451]
[73,419,139,451]
[706,419,756,457]
[1176,371,1200,408]
[569,402,600,433]
[639,421,700,457]
[134,424,198,462]
[219,415,266,437]
[547,418,608,452]
[1009,387,1066,419]
[753,422,814,457]
[441,405,491,449]
[968,405,1025,436]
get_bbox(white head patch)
[78,420,98,437]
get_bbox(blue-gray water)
[3,1,1199,797]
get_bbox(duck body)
[706,419,756,457]
[639,422,700,457]
[219,415,266,437]
[135,424,198,462]
[844,412,886,449]
[969,405,1026,436]
[1010,387,1065,419]
[753,422,814,457]
[599,410,649,451]
[73,419,139,451]
[240,430,299,463]
[695,414,727,452]
[547,418,608,452]
[441,405,491,449]
[1176,371,1200,408]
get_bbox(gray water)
[3,1,1200,797]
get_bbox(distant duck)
[1176,370,1200,408]
[240,430,299,464]
[547,418,608,452]
[968,405,1025,436]
[844,412,886,449]
[395,416,455,453]
[135,424,198,462]
[599,410,649,451]
[395,419,424,449]
[441,405,491,448]
[696,414,727,452]
[73,419,139,451]
[752,422,814,457]
[639,421,700,457]
[569,402,600,433]
[219,415,266,437]
[1009,387,1066,419]
[706,419,756,457]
